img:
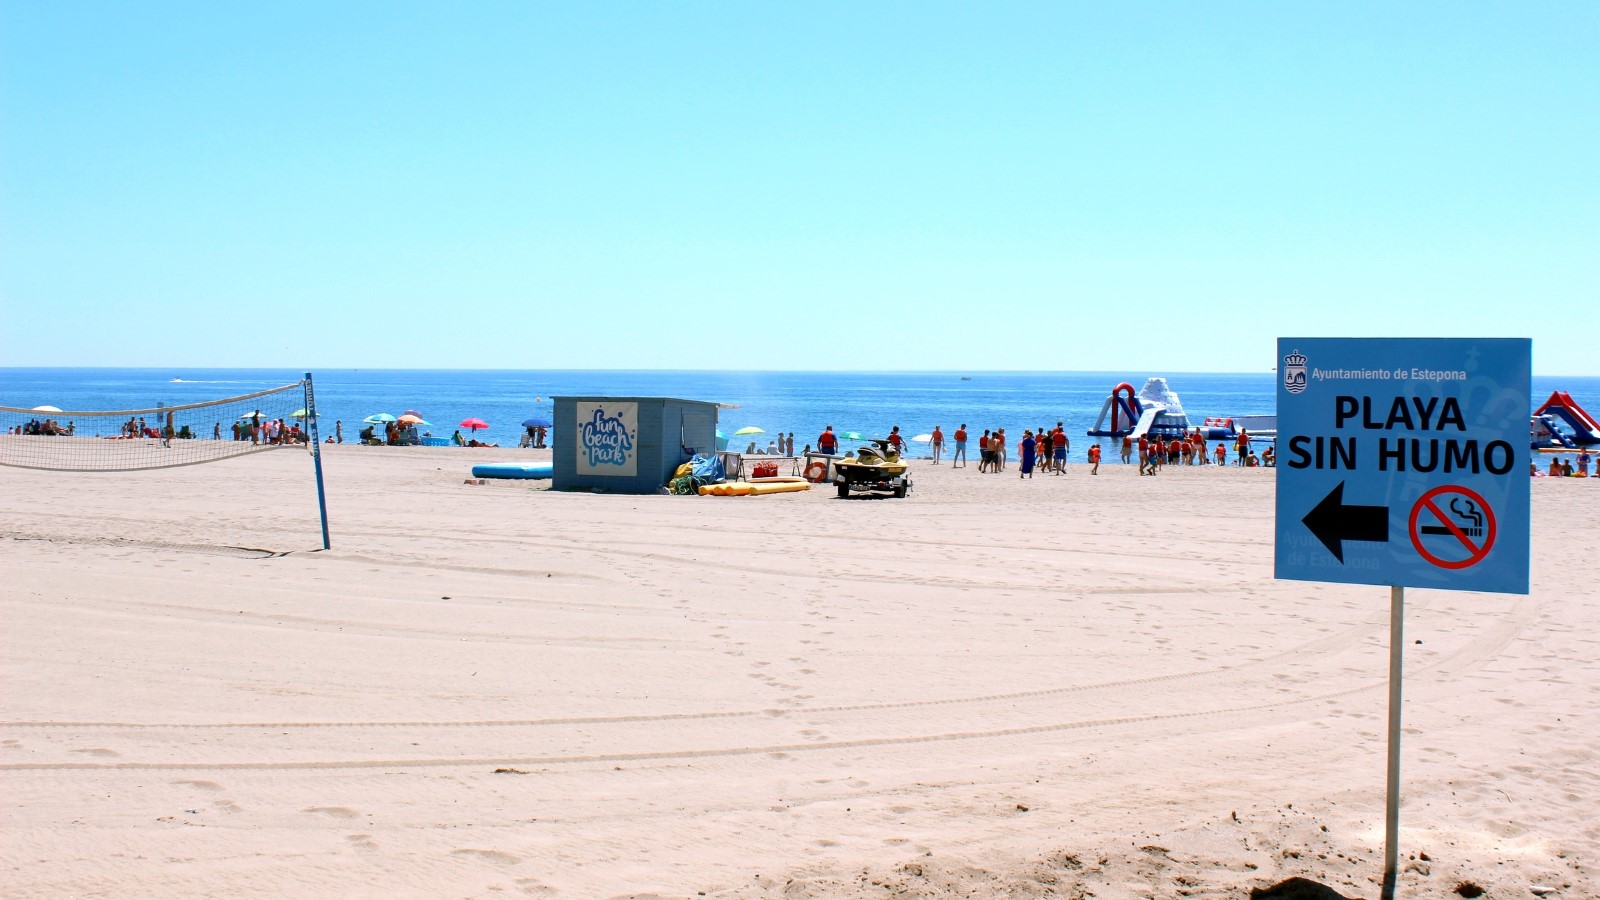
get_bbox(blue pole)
[304,372,332,550]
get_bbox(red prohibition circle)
[1408,484,1497,570]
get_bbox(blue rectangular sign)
[1274,338,1530,594]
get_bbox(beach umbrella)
[521,416,552,429]
[402,409,424,418]
[842,431,864,441]
[364,413,397,425]
[289,408,315,419]
[398,414,430,426]
[733,426,764,436]
[460,418,489,431]
[31,405,62,413]
[239,411,269,420]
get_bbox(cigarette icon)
[1421,497,1484,537]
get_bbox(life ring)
[804,460,829,483]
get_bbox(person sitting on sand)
[453,429,466,447]
[1562,460,1574,477]
[1548,458,1563,477]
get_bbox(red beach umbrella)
[460,418,489,432]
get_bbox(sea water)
[3,368,1597,455]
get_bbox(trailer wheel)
[893,481,907,498]
[837,482,850,498]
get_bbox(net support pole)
[1381,584,1405,900]
[304,372,332,550]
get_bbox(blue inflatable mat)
[472,463,554,480]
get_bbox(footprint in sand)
[71,748,119,757]
[453,848,521,866]
[174,780,223,792]
[303,806,361,819]
[346,834,379,853]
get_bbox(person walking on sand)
[995,428,1007,471]
[1052,422,1069,474]
[818,426,838,456]
[1088,442,1102,474]
[978,429,992,473]
[931,425,944,464]
[1215,442,1227,466]
[1121,433,1133,464]
[1235,429,1250,466]
[1019,430,1037,478]
[953,424,968,467]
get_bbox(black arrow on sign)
[1302,481,1389,563]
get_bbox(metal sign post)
[1274,338,1530,898]
[1383,584,1404,899]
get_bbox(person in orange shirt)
[993,428,1007,471]
[1215,443,1227,466]
[1137,435,1150,475]
[818,426,838,455]
[1051,423,1068,474]
[952,424,967,467]
[931,425,945,465]
[978,429,992,473]
[1121,434,1133,464]
[1088,443,1102,474]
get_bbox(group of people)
[12,418,73,436]
[233,413,304,445]
[1134,429,1270,475]
[1540,448,1593,477]
[749,433,796,456]
[811,421,1280,478]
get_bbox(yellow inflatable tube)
[697,476,810,496]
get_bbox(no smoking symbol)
[1408,485,1497,570]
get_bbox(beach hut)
[552,396,720,494]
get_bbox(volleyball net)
[0,379,319,472]
[0,375,332,547]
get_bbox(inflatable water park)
[1531,391,1600,449]
[1087,377,1274,443]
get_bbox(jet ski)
[833,438,912,498]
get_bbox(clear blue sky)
[2,3,1595,373]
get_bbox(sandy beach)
[2,446,1595,898]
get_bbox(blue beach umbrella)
[364,413,397,425]
[521,416,552,429]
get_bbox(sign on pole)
[1275,337,1530,594]
[1274,337,1531,898]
